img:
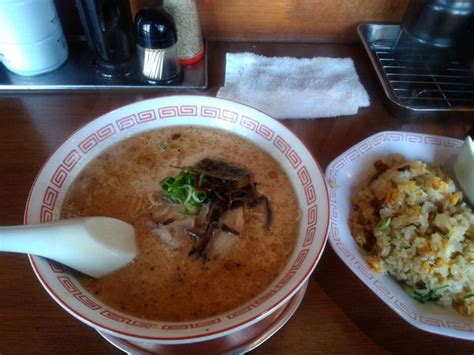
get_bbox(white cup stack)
[0,0,69,76]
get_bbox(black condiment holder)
[135,7,183,85]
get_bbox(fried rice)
[350,154,474,316]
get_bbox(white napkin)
[216,52,370,119]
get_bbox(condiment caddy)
[0,38,207,92]
[0,1,207,92]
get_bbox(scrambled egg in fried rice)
[350,154,474,316]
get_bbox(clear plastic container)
[135,7,182,84]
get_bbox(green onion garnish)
[160,170,208,215]
[376,217,391,234]
[406,284,449,304]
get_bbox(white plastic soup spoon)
[0,217,137,278]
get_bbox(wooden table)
[0,41,473,354]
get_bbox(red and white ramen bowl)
[25,96,330,344]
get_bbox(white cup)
[0,0,69,76]
[0,0,63,44]
[0,28,68,76]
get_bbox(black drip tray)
[0,37,207,93]
[358,23,474,111]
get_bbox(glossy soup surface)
[61,127,299,321]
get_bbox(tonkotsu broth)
[61,127,299,321]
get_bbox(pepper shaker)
[135,7,182,84]
[163,0,204,65]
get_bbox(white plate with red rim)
[325,130,474,340]
[25,95,330,345]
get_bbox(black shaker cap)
[135,7,177,49]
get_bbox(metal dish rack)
[358,23,474,111]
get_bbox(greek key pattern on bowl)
[48,260,64,273]
[374,280,394,300]
[101,310,158,329]
[57,276,101,311]
[162,318,222,331]
[420,316,444,327]
[303,205,318,247]
[35,103,324,332]
[273,135,302,168]
[50,165,69,188]
[327,131,473,334]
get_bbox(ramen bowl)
[25,96,330,344]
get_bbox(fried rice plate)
[350,154,474,316]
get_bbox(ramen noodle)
[62,127,299,321]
